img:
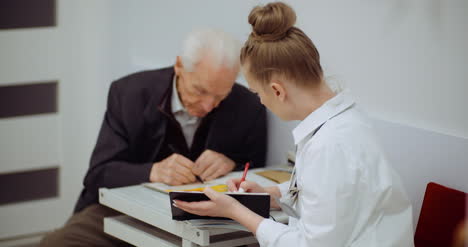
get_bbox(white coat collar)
[292,90,355,145]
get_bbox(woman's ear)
[270,81,286,102]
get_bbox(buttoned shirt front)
[256,91,414,247]
[171,76,201,148]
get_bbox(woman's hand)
[227,178,266,193]
[173,187,243,219]
[227,178,282,209]
[173,187,265,233]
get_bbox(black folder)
[169,191,270,220]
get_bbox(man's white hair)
[180,29,240,72]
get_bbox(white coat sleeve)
[256,143,362,247]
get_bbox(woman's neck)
[290,83,336,121]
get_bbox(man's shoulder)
[110,67,174,94]
[226,83,263,111]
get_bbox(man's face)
[174,56,238,117]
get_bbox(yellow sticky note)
[165,184,228,193]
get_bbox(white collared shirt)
[171,76,200,148]
[256,91,414,247]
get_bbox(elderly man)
[40,29,267,246]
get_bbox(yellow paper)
[165,184,228,192]
[255,170,292,183]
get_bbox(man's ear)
[270,81,286,102]
[174,56,184,74]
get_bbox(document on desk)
[255,170,292,183]
[143,169,278,194]
[185,219,248,231]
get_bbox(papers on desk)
[143,169,279,194]
[185,219,249,231]
[141,169,292,231]
[145,182,228,193]
[255,170,292,183]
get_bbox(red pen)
[238,162,250,192]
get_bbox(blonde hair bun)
[248,2,296,42]
[241,2,323,86]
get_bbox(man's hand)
[193,150,235,181]
[150,154,197,186]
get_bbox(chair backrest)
[414,182,467,247]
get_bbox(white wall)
[102,0,468,164]
[0,0,112,238]
[373,118,468,224]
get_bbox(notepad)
[169,191,270,220]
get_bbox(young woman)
[174,2,414,246]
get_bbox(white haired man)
[40,29,267,246]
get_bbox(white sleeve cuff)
[256,218,288,246]
[277,182,290,198]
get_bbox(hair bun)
[248,2,296,42]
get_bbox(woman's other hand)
[227,178,266,193]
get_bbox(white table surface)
[99,170,288,246]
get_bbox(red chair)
[414,182,467,247]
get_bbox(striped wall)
[1,0,113,240]
[0,3,59,199]
[0,0,55,30]
[0,81,58,118]
[0,167,58,205]
[0,0,63,240]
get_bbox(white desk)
[99,184,287,246]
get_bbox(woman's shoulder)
[301,107,385,165]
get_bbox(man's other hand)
[193,150,235,181]
[150,154,197,185]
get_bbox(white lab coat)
[256,92,414,247]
